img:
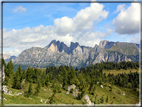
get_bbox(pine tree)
[12,65,22,89]
[41,72,46,87]
[28,82,33,96]
[6,59,14,77]
[2,58,6,68]
[26,65,33,83]
[62,66,68,88]
[45,74,49,87]
[34,79,41,96]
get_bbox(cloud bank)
[113,3,140,35]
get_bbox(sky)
[2,0,141,56]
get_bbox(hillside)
[2,60,140,105]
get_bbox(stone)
[82,94,94,105]
[40,99,43,102]
[66,91,69,94]
[122,92,125,96]
[3,98,7,101]
[73,89,79,97]
[97,81,100,84]
[67,84,76,92]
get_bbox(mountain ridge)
[10,40,140,71]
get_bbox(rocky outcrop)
[3,85,22,96]
[67,84,76,92]
[73,89,79,97]
[66,84,76,95]
[66,84,79,98]
[99,40,115,49]
[82,94,94,105]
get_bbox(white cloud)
[113,3,140,35]
[13,6,26,13]
[3,2,110,56]
[54,2,109,35]
[73,3,109,31]
[54,17,75,35]
[3,25,112,56]
[113,4,126,14]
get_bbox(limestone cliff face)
[99,40,115,49]
[13,40,139,68]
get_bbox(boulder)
[100,85,103,88]
[3,98,7,101]
[66,91,69,94]
[82,94,94,105]
[73,89,79,97]
[122,92,125,96]
[67,84,76,91]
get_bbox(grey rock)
[82,94,94,105]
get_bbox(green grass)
[3,82,139,104]
[103,69,138,76]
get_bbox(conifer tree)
[34,79,41,96]
[2,58,6,69]
[62,66,68,88]
[6,59,14,77]
[28,82,33,96]
[26,65,32,83]
[12,65,22,89]
[45,74,49,87]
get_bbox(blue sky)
[2,1,141,56]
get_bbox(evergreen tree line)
[88,61,139,70]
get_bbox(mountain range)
[3,40,140,70]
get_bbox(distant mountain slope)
[3,54,17,63]
[106,42,139,55]
[13,40,140,70]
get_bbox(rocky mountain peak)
[70,42,79,51]
[99,40,115,49]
